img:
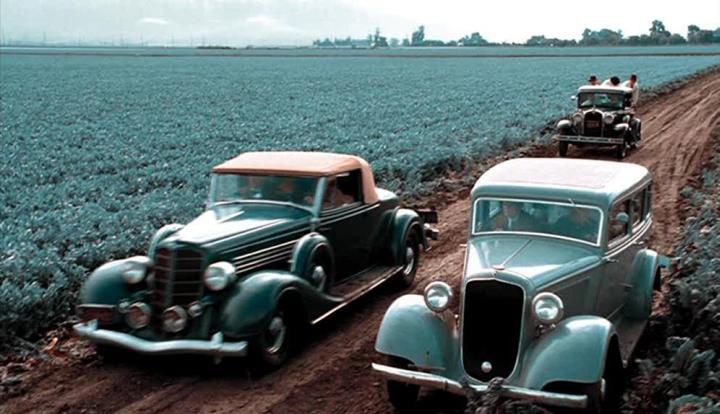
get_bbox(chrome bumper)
[74,320,248,357]
[555,134,624,145]
[372,363,588,409]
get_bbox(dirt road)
[3,68,719,414]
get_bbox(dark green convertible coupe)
[74,152,437,367]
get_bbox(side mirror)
[614,212,630,224]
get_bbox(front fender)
[148,223,184,259]
[390,209,424,263]
[624,249,661,319]
[518,316,616,389]
[79,260,134,305]
[375,295,459,373]
[220,270,322,338]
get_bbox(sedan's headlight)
[126,302,151,330]
[203,261,236,291]
[572,113,583,125]
[162,306,188,333]
[122,256,153,284]
[532,292,564,325]
[603,113,614,124]
[424,281,453,313]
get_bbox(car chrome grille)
[151,247,205,314]
[462,279,524,381]
[583,111,603,136]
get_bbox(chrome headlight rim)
[572,113,583,125]
[125,302,151,330]
[203,261,236,291]
[424,281,454,313]
[122,256,153,284]
[162,305,188,333]
[603,113,615,125]
[532,292,564,325]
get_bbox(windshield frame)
[577,91,626,110]
[471,196,605,247]
[207,173,322,215]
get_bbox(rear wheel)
[394,230,420,288]
[385,355,419,412]
[559,141,569,157]
[304,246,332,292]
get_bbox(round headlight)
[603,113,614,124]
[572,113,583,125]
[532,292,564,325]
[424,281,453,313]
[162,306,188,333]
[122,256,153,284]
[125,302,151,330]
[203,261,236,291]
[622,114,631,123]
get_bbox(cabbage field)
[1,49,719,344]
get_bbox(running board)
[311,266,401,325]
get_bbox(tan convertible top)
[213,151,378,204]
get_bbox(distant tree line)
[312,20,720,48]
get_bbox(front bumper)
[74,320,248,357]
[372,363,588,409]
[555,134,624,145]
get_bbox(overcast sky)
[1,0,719,46]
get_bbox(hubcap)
[311,265,327,289]
[402,246,415,277]
[265,315,287,355]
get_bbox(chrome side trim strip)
[371,363,588,409]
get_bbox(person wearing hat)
[602,76,621,87]
[587,75,601,86]
[622,73,640,108]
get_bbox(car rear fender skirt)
[518,316,616,390]
[220,270,332,338]
[375,294,458,373]
[391,209,425,262]
[79,260,134,306]
[624,249,661,319]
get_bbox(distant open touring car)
[74,151,437,367]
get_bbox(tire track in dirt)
[3,69,719,414]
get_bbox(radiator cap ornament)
[481,361,493,373]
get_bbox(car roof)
[578,85,632,94]
[212,151,378,204]
[472,158,651,208]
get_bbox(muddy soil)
[2,69,719,414]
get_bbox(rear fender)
[624,249,661,319]
[390,209,425,263]
[375,295,459,372]
[518,316,616,389]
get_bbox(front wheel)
[250,306,293,369]
[615,141,628,159]
[559,141,569,157]
[386,356,419,412]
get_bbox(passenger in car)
[555,207,599,243]
[492,201,534,231]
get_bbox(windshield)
[209,174,318,207]
[472,198,603,245]
[577,92,625,110]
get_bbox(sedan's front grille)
[583,111,603,136]
[462,280,524,381]
[151,247,205,312]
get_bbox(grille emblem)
[481,361,492,373]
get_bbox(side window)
[630,190,645,227]
[608,200,630,244]
[322,170,362,210]
[644,186,652,218]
